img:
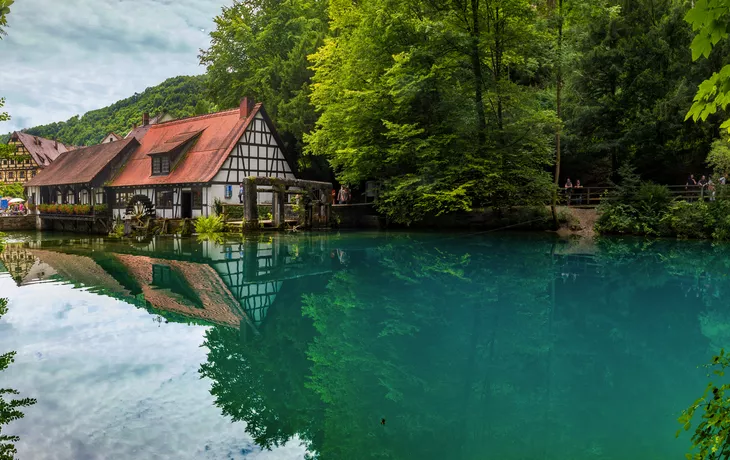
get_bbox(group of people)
[686,174,727,201]
[2,202,26,216]
[332,186,351,205]
[564,178,585,204]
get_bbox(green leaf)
[691,34,713,61]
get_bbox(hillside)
[4,75,212,146]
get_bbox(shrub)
[596,181,673,236]
[661,201,713,239]
[195,215,225,234]
[635,182,672,213]
[109,222,124,238]
[258,205,273,221]
[213,198,223,216]
[595,203,642,235]
[224,205,244,219]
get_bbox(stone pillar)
[324,191,331,227]
[313,199,322,228]
[243,178,258,231]
[272,189,285,228]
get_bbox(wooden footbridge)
[560,184,716,208]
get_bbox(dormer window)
[152,155,170,175]
[147,129,203,176]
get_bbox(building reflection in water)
[0,235,341,335]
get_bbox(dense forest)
[1,75,212,147]
[199,0,730,223]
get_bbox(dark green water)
[0,231,726,459]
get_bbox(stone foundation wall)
[332,204,383,229]
[0,216,37,231]
[38,216,109,234]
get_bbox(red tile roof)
[11,131,69,167]
[26,137,139,186]
[147,129,203,155]
[28,249,130,296]
[110,105,262,187]
[113,254,244,327]
[125,124,152,141]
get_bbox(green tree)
[678,351,730,459]
[564,0,722,184]
[0,0,12,37]
[200,0,329,157]
[707,135,730,176]
[0,99,11,158]
[306,0,557,224]
[685,0,730,132]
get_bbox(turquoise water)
[0,231,725,459]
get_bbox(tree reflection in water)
[0,298,36,460]
[198,235,730,459]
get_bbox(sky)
[0,0,224,133]
[0,274,308,459]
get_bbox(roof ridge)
[150,108,241,128]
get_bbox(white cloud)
[0,0,224,132]
[0,275,307,459]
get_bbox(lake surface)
[0,231,726,459]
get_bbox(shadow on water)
[3,232,730,459]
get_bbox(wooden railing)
[561,185,719,207]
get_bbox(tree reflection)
[199,235,730,460]
[200,276,326,451]
[201,236,559,459]
[0,298,35,460]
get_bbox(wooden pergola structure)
[224,177,333,231]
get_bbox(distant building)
[3,132,69,184]
[101,132,122,144]
[124,111,174,140]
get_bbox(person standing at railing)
[708,177,716,201]
[575,179,584,205]
[686,174,697,202]
[564,178,573,206]
[699,175,708,200]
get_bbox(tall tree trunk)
[551,0,564,230]
[470,0,487,150]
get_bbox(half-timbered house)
[25,137,139,209]
[3,132,70,185]
[108,98,296,219]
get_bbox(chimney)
[142,112,150,126]
[54,138,58,150]
[239,97,254,119]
